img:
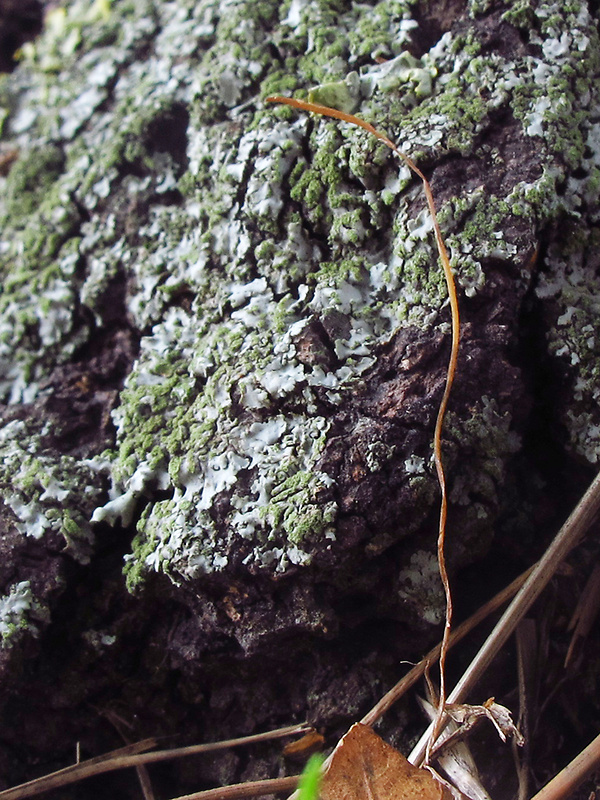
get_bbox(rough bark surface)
[0,0,599,796]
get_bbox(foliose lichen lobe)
[0,581,38,647]
[0,416,103,564]
[0,0,598,604]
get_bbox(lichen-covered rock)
[1,0,600,790]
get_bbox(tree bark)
[0,0,598,794]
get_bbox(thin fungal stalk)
[266,95,460,757]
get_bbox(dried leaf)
[444,701,524,747]
[418,698,491,800]
[320,724,448,800]
[418,697,524,800]
[284,731,326,759]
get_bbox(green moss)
[0,577,49,649]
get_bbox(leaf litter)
[319,724,450,800]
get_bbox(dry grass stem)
[102,711,157,800]
[418,696,491,800]
[529,731,600,800]
[168,775,301,800]
[361,566,534,727]
[565,561,600,668]
[0,739,158,800]
[137,766,157,800]
[0,724,310,800]
[266,94,460,759]
[514,619,536,800]
[282,557,537,800]
[409,468,600,765]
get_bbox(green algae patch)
[3,145,65,220]
[263,470,337,547]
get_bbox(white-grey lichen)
[0,0,598,598]
[397,550,445,626]
[0,419,103,563]
[536,225,600,462]
[0,580,47,646]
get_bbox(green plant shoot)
[297,753,325,800]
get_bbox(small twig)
[529,731,600,800]
[0,724,311,800]
[409,468,600,765]
[168,775,301,800]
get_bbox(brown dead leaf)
[320,724,450,800]
[283,730,326,759]
[443,700,524,748]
